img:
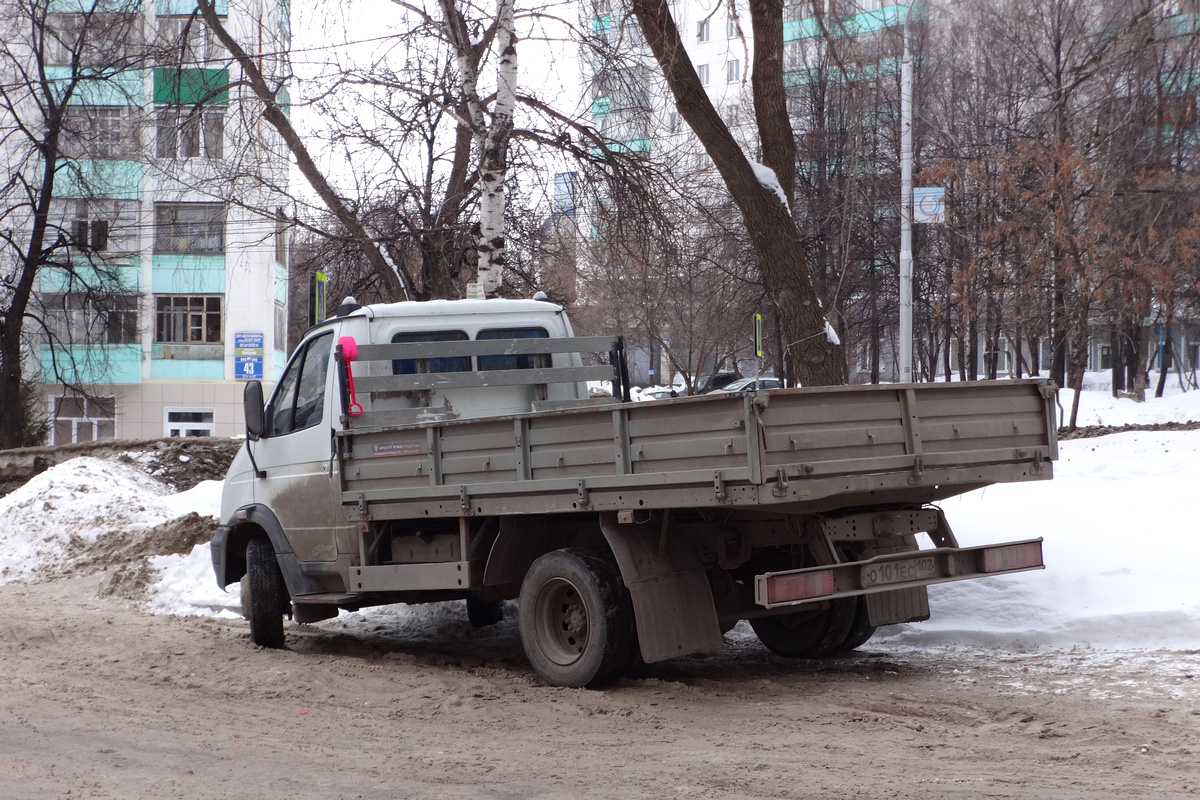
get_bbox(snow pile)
[878,428,1200,650]
[0,457,172,582]
[1055,373,1200,427]
[139,480,240,617]
[146,543,241,618]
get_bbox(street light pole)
[898,2,914,384]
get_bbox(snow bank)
[0,457,172,583]
[146,544,241,618]
[1055,372,1200,427]
[879,428,1200,650]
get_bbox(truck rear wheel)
[246,537,287,649]
[750,598,856,658]
[518,548,637,688]
[835,596,877,653]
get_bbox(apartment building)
[11,0,291,443]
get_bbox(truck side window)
[268,332,333,436]
[478,327,549,371]
[392,330,470,374]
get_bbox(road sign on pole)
[913,188,945,223]
[754,313,764,358]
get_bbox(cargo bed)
[337,377,1057,521]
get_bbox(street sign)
[913,187,945,223]
[235,355,263,380]
[234,332,265,380]
[754,313,764,358]
[310,271,327,327]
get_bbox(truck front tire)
[518,548,637,688]
[246,537,287,649]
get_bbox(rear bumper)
[755,539,1044,609]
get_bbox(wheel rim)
[532,576,589,666]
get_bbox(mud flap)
[599,512,724,664]
[866,587,930,626]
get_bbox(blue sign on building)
[235,355,263,380]
[235,332,264,351]
[235,332,265,380]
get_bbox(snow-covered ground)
[2,376,1198,653]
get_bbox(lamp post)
[898,1,914,384]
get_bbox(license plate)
[860,556,937,587]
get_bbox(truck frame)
[212,299,1056,687]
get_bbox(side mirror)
[244,380,265,440]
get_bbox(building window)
[696,19,710,42]
[45,293,138,345]
[274,208,288,265]
[790,1,814,21]
[727,17,738,38]
[164,408,215,437]
[67,200,108,252]
[155,295,222,343]
[154,203,224,253]
[274,301,287,353]
[62,106,131,159]
[156,15,225,64]
[727,59,740,82]
[623,17,644,47]
[156,109,223,160]
[697,63,709,85]
[46,13,139,67]
[50,395,115,444]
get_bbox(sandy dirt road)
[2,576,1198,800]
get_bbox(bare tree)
[0,0,149,448]
[629,0,847,386]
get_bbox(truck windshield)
[391,330,470,375]
[478,327,548,371]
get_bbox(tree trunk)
[967,319,979,381]
[0,132,63,449]
[631,0,846,386]
[1155,329,1172,399]
[1110,327,1124,396]
[1050,283,1067,388]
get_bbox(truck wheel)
[518,548,637,688]
[835,596,877,653]
[750,598,856,658]
[466,596,504,628]
[246,537,287,649]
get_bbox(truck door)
[254,331,348,564]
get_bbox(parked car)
[707,376,781,394]
[700,371,738,393]
[641,387,685,400]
